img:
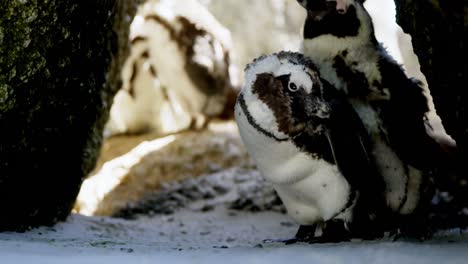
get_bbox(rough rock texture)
[75,121,253,216]
[394,0,465,159]
[364,0,447,137]
[107,0,146,93]
[0,0,116,231]
[394,0,466,221]
[114,167,285,219]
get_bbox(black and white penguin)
[235,51,386,242]
[105,0,239,137]
[296,0,449,238]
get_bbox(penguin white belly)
[274,165,351,225]
[235,103,351,225]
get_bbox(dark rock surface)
[395,0,467,229]
[114,168,286,219]
[107,0,146,92]
[0,0,116,231]
[394,0,465,161]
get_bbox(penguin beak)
[332,0,349,14]
[303,94,330,123]
[298,0,349,17]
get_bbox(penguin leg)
[278,221,351,244]
[306,220,351,243]
[289,222,351,244]
[391,176,435,241]
[294,225,317,243]
[303,218,385,244]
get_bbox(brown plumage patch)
[141,50,150,59]
[127,62,138,98]
[131,36,148,45]
[149,64,158,77]
[126,50,156,98]
[160,86,170,101]
[160,85,177,117]
[145,14,178,41]
[144,13,232,100]
[177,17,228,96]
[252,73,298,135]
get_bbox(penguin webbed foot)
[312,220,352,243]
[271,219,384,245]
[294,225,317,243]
[262,225,316,245]
[298,219,385,243]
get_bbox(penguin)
[296,0,450,238]
[235,51,386,243]
[105,0,239,137]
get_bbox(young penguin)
[235,52,386,243]
[296,0,447,238]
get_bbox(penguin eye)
[288,82,299,92]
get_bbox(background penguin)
[296,0,454,238]
[235,51,386,243]
[105,0,239,137]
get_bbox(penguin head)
[297,0,372,39]
[237,52,330,140]
[297,0,366,14]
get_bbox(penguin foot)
[262,225,316,245]
[304,219,384,243]
[309,220,352,243]
[262,237,301,245]
[295,224,317,242]
[294,221,352,244]
[268,219,385,245]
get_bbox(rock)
[0,1,116,230]
[105,0,239,137]
[107,0,146,93]
[365,0,455,162]
[113,167,285,220]
[394,0,465,157]
[394,0,466,224]
[75,121,253,216]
